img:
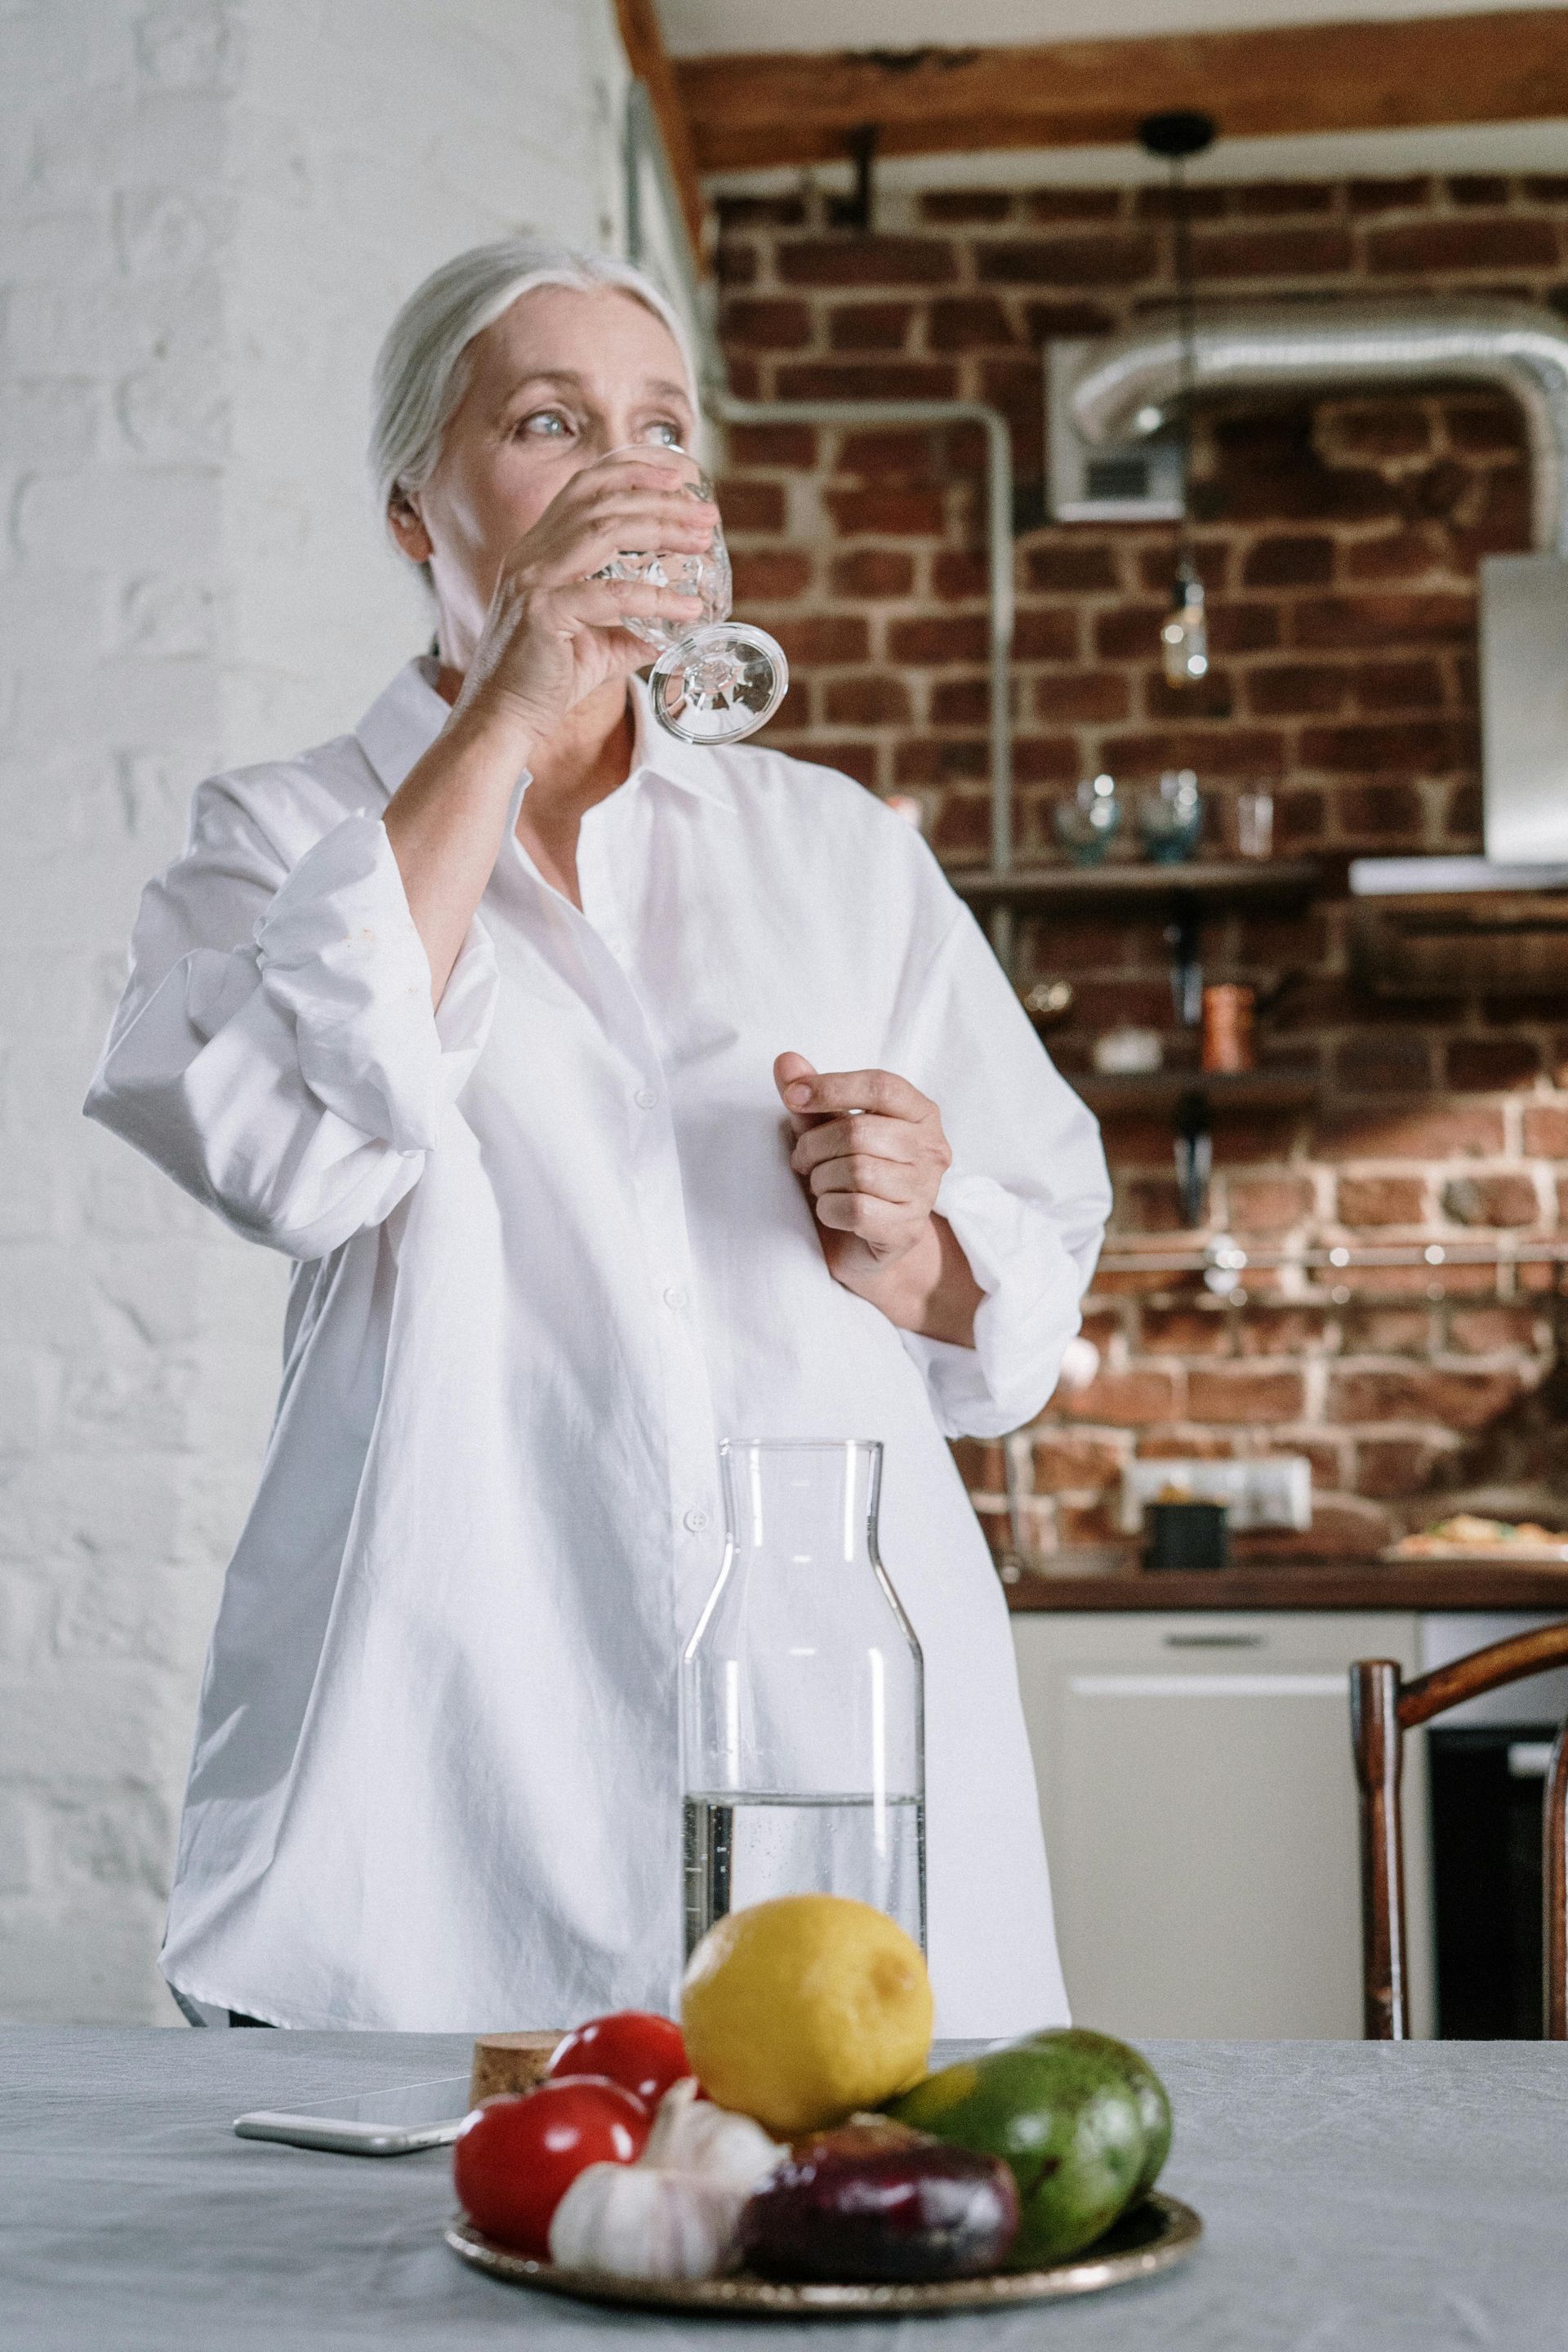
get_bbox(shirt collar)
[623,677,735,811]
[354,656,451,798]
[354,661,736,813]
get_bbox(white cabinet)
[1011,1610,1434,2040]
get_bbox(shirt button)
[683,1508,710,1535]
[662,1285,688,1311]
[633,1087,657,1111]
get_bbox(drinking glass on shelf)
[1236,788,1275,861]
[1137,768,1204,864]
[1053,772,1122,865]
[592,454,788,744]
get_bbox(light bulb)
[1161,567,1209,686]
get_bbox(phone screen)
[281,2077,473,2127]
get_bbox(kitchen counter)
[6,2025,1567,2348]
[1004,1554,1568,1612]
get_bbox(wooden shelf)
[952,859,1321,915]
[1071,1064,1320,1116]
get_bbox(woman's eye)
[647,421,683,448]
[519,410,570,439]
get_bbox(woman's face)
[392,283,697,661]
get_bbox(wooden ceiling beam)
[612,0,708,262]
[675,10,1568,172]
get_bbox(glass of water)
[679,1440,926,1961]
[594,458,788,745]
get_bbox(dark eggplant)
[738,2122,1020,2283]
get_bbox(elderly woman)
[86,238,1109,2035]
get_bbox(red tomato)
[452,2076,649,2256]
[545,2011,690,2111]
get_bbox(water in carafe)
[683,1791,925,1958]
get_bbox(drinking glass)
[1138,768,1204,864]
[1236,788,1275,861]
[593,457,788,744]
[679,1440,926,1960]
[1053,772,1122,865]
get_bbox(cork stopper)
[468,2030,565,2109]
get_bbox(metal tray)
[444,2189,1201,2317]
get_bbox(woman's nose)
[569,423,617,467]
[593,432,702,489]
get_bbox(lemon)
[680,1894,933,2135]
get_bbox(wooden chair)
[1351,1623,1568,2039]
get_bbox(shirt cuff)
[899,1169,1085,1440]
[253,814,497,1153]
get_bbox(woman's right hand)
[452,446,714,750]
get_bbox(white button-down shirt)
[85,661,1110,2035]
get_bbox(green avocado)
[886,2030,1166,2269]
[1018,2029,1173,2203]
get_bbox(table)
[3,2026,1566,2348]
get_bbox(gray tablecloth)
[2,2025,1566,2348]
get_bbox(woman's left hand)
[774,1052,982,1343]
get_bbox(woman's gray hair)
[369,236,699,545]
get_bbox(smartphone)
[234,2074,473,2155]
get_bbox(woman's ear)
[387,488,434,566]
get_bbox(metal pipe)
[1002,1432,1030,1578]
[1096,1241,1568,1274]
[1066,299,1568,557]
[712,394,1016,959]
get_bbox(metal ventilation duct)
[1065,300,1568,556]
[1059,300,1568,872]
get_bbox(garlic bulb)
[546,2087,786,2280]
[548,2160,746,2281]
[643,2078,785,2192]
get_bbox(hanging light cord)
[1171,151,1198,578]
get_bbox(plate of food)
[445,2191,1200,2316]
[442,1894,1200,2315]
[1387,1513,1568,1563]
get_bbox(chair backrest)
[1351,1622,1568,2039]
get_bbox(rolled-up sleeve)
[892,902,1110,1439]
[84,779,497,1260]
[255,813,492,1156]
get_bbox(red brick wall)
[715,172,1568,1559]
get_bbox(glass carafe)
[679,1440,925,1960]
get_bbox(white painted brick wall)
[0,0,630,2021]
